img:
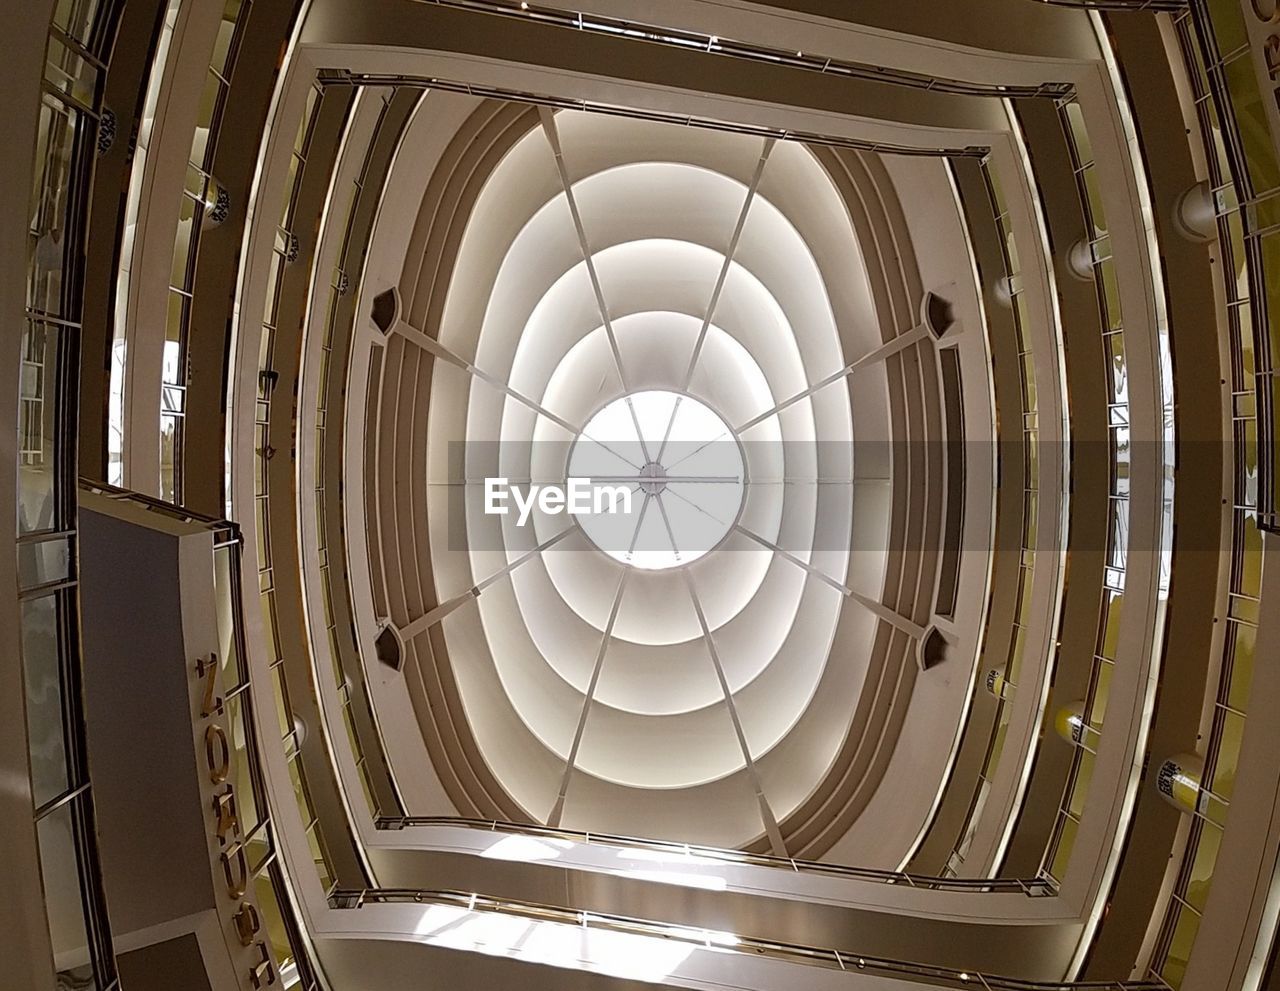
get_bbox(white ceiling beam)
[547,570,630,827]
[685,570,788,857]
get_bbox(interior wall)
[1,3,61,988]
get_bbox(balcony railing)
[1039,95,1133,885]
[376,815,1055,895]
[324,68,990,159]
[1143,6,1268,987]
[927,155,1056,879]
[252,75,341,898]
[1031,1,1186,10]
[159,0,256,503]
[309,83,408,821]
[19,4,125,988]
[332,886,1162,990]
[409,0,1074,100]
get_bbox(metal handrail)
[332,886,1159,990]
[321,70,991,159]
[412,0,1075,100]
[1032,0,1184,9]
[79,477,234,532]
[375,815,1054,895]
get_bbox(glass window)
[1107,334,1127,406]
[255,496,270,565]
[262,255,283,327]
[214,546,243,689]
[1159,899,1201,988]
[44,34,98,110]
[1099,590,1124,660]
[1007,624,1027,683]
[1227,621,1255,712]
[1088,660,1113,729]
[171,195,197,290]
[244,822,272,877]
[1068,750,1096,818]
[255,868,295,975]
[1020,355,1037,417]
[1064,102,1093,168]
[22,594,70,809]
[1238,417,1258,508]
[306,822,334,893]
[1211,708,1247,799]
[18,535,72,590]
[282,154,300,227]
[1200,790,1231,828]
[1184,821,1222,912]
[37,802,96,987]
[19,323,64,535]
[225,693,261,839]
[1084,167,1109,242]
[1232,300,1254,389]
[1016,563,1035,626]
[1237,513,1263,597]
[1228,211,1249,300]
[1111,426,1131,497]
[1225,54,1280,195]
[190,71,223,168]
[1049,813,1078,882]
[27,98,77,318]
[270,660,291,740]
[1098,257,1122,330]
[1229,593,1259,624]
[166,289,187,345]
[210,10,239,79]
[1248,193,1280,235]
[52,0,104,44]
[295,87,319,155]
[1024,433,1039,494]
[1207,0,1248,56]
[159,413,181,503]
[288,757,315,826]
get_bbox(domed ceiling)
[406,108,893,850]
[372,103,952,853]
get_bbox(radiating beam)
[393,319,578,433]
[680,138,776,391]
[540,107,629,391]
[685,571,787,857]
[733,524,928,639]
[662,430,732,474]
[547,570,630,827]
[848,590,928,640]
[626,492,653,559]
[393,320,641,470]
[647,139,774,467]
[396,525,575,641]
[584,474,741,485]
[664,483,735,528]
[624,395,653,465]
[654,490,681,561]
[653,395,682,465]
[736,323,930,433]
[733,523,853,598]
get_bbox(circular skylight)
[567,390,745,570]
